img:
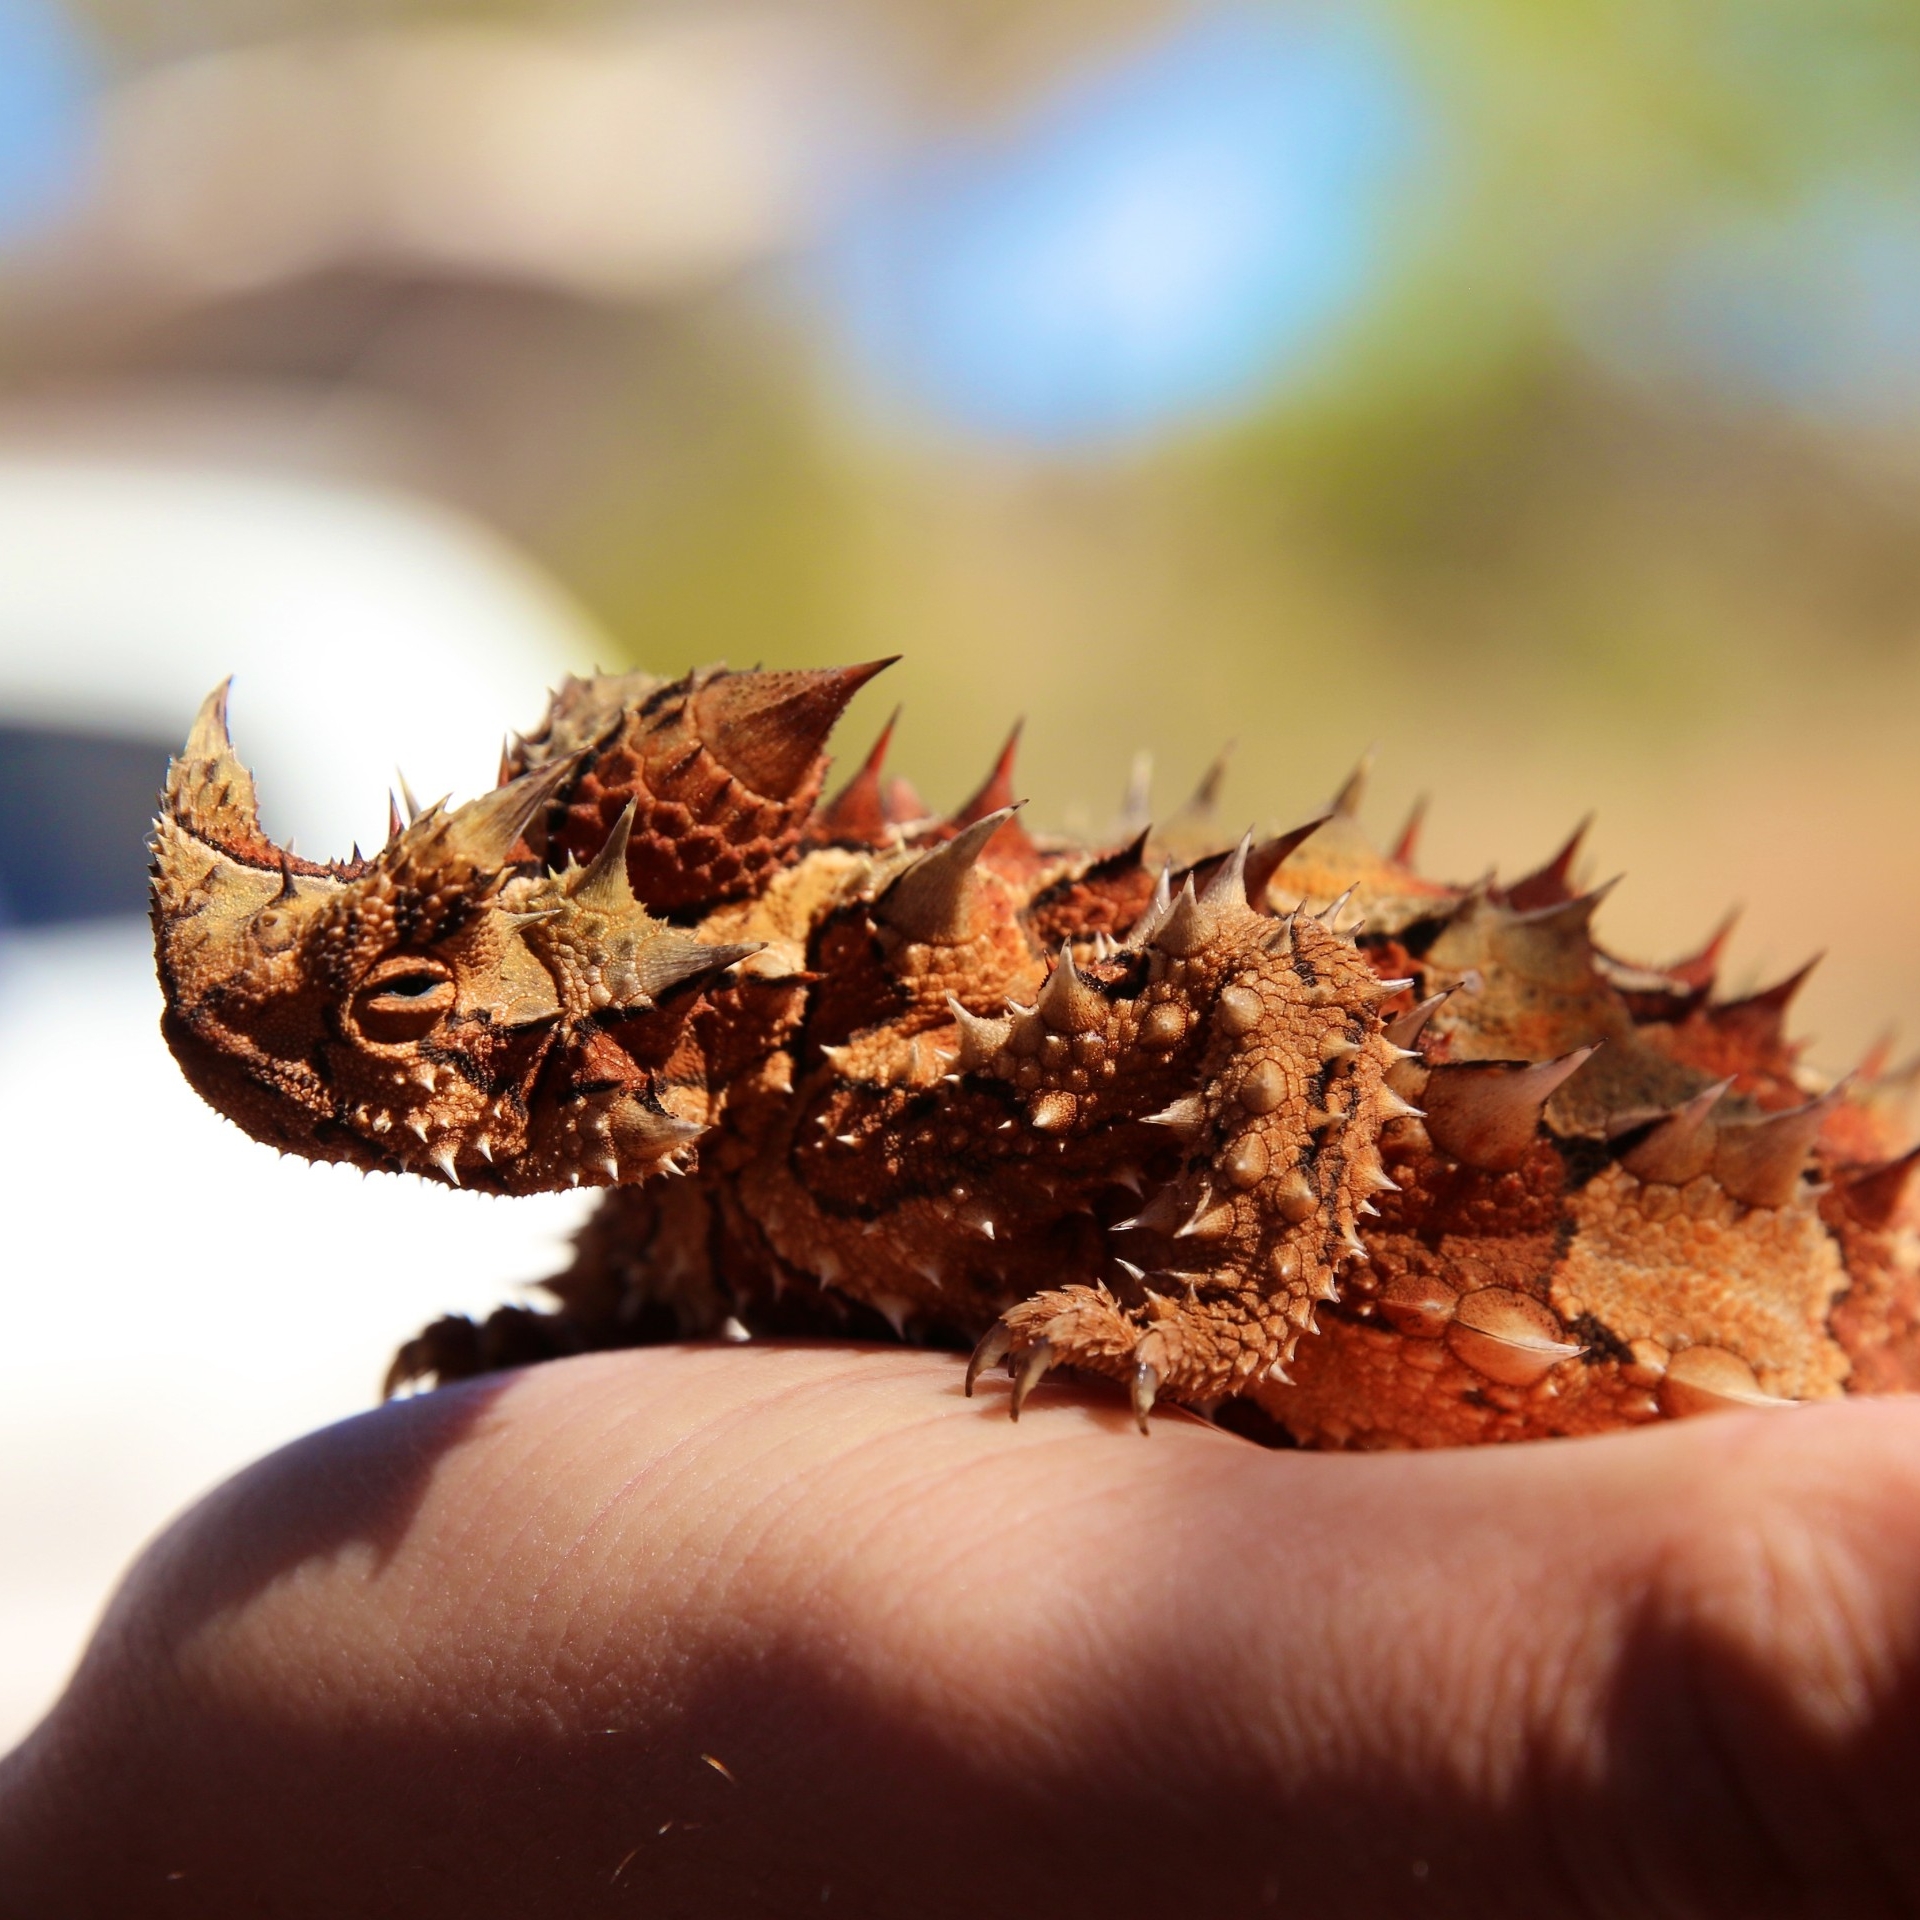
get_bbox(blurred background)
[4,0,1920,1747]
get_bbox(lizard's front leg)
[964,853,1409,1429]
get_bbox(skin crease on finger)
[4,1352,1920,1920]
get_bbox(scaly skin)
[149,661,1920,1443]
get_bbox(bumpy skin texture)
[151,663,1920,1444]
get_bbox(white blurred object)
[78,12,865,303]
[0,461,610,1750]
[0,925,596,1752]
[0,457,602,853]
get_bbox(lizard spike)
[1446,1289,1584,1386]
[645,937,765,1001]
[618,1105,708,1155]
[1178,1203,1237,1240]
[877,804,1021,944]
[1244,814,1331,905]
[1668,908,1740,993]
[1152,877,1215,957]
[403,755,577,883]
[1142,1096,1207,1141]
[1713,1082,1848,1209]
[1378,1087,1425,1122]
[1420,1046,1600,1172]
[570,798,639,909]
[1316,884,1359,929]
[1504,815,1595,911]
[1389,794,1427,869]
[397,769,425,824]
[1658,1346,1794,1418]
[1114,1187,1193,1235]
[387,792,404,845]
[1509,876,1619,938]
[1366,976,1418,1001]
[946,994,1013,1070]
[180,677,241,776]
[1037,942,1105,1032]
[1272,1168,1317,1224]
[1198,830,1254,914]
[1009,1341,1054,1418]
[1383,988,1457,1052]
[951,720,1025,830]
[1856,1029,1899,1083]
[964,1323,1012,1395]
[1180,746,1233,821]
[1620,1078,1734,1186]
[1709,955,1823,1043]
[1131,1361,1159,1436]
[1329,747,1373,819]
[814,705,900,844]
[428,1143,461,1185]
[882,773,929,824]
[1834,1146,1920,1231]
[161,679,297,868]
[689,659,897,801]
[1121,864,1175,949]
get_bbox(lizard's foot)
[383,1305,587,1396]
[965,1281,1285,1434]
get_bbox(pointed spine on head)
[520,797,763,1014]
[692,660,899,802]
[370,755,580,940]
[538,658,898,913]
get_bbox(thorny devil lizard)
[150,659,1920,1447]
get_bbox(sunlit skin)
[5,1345,1920,1918]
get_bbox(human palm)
[3,1345,1918,1917]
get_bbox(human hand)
[4,1344,1920,1918]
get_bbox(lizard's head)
[150,684,756,1191]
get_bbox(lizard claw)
[1131,1359,1159,1435]
[1008,1339,1055,1419]
[964,1321,1012,1395]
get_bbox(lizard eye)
[352,960,456,1044]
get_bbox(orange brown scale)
[150,660,1920,1445]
